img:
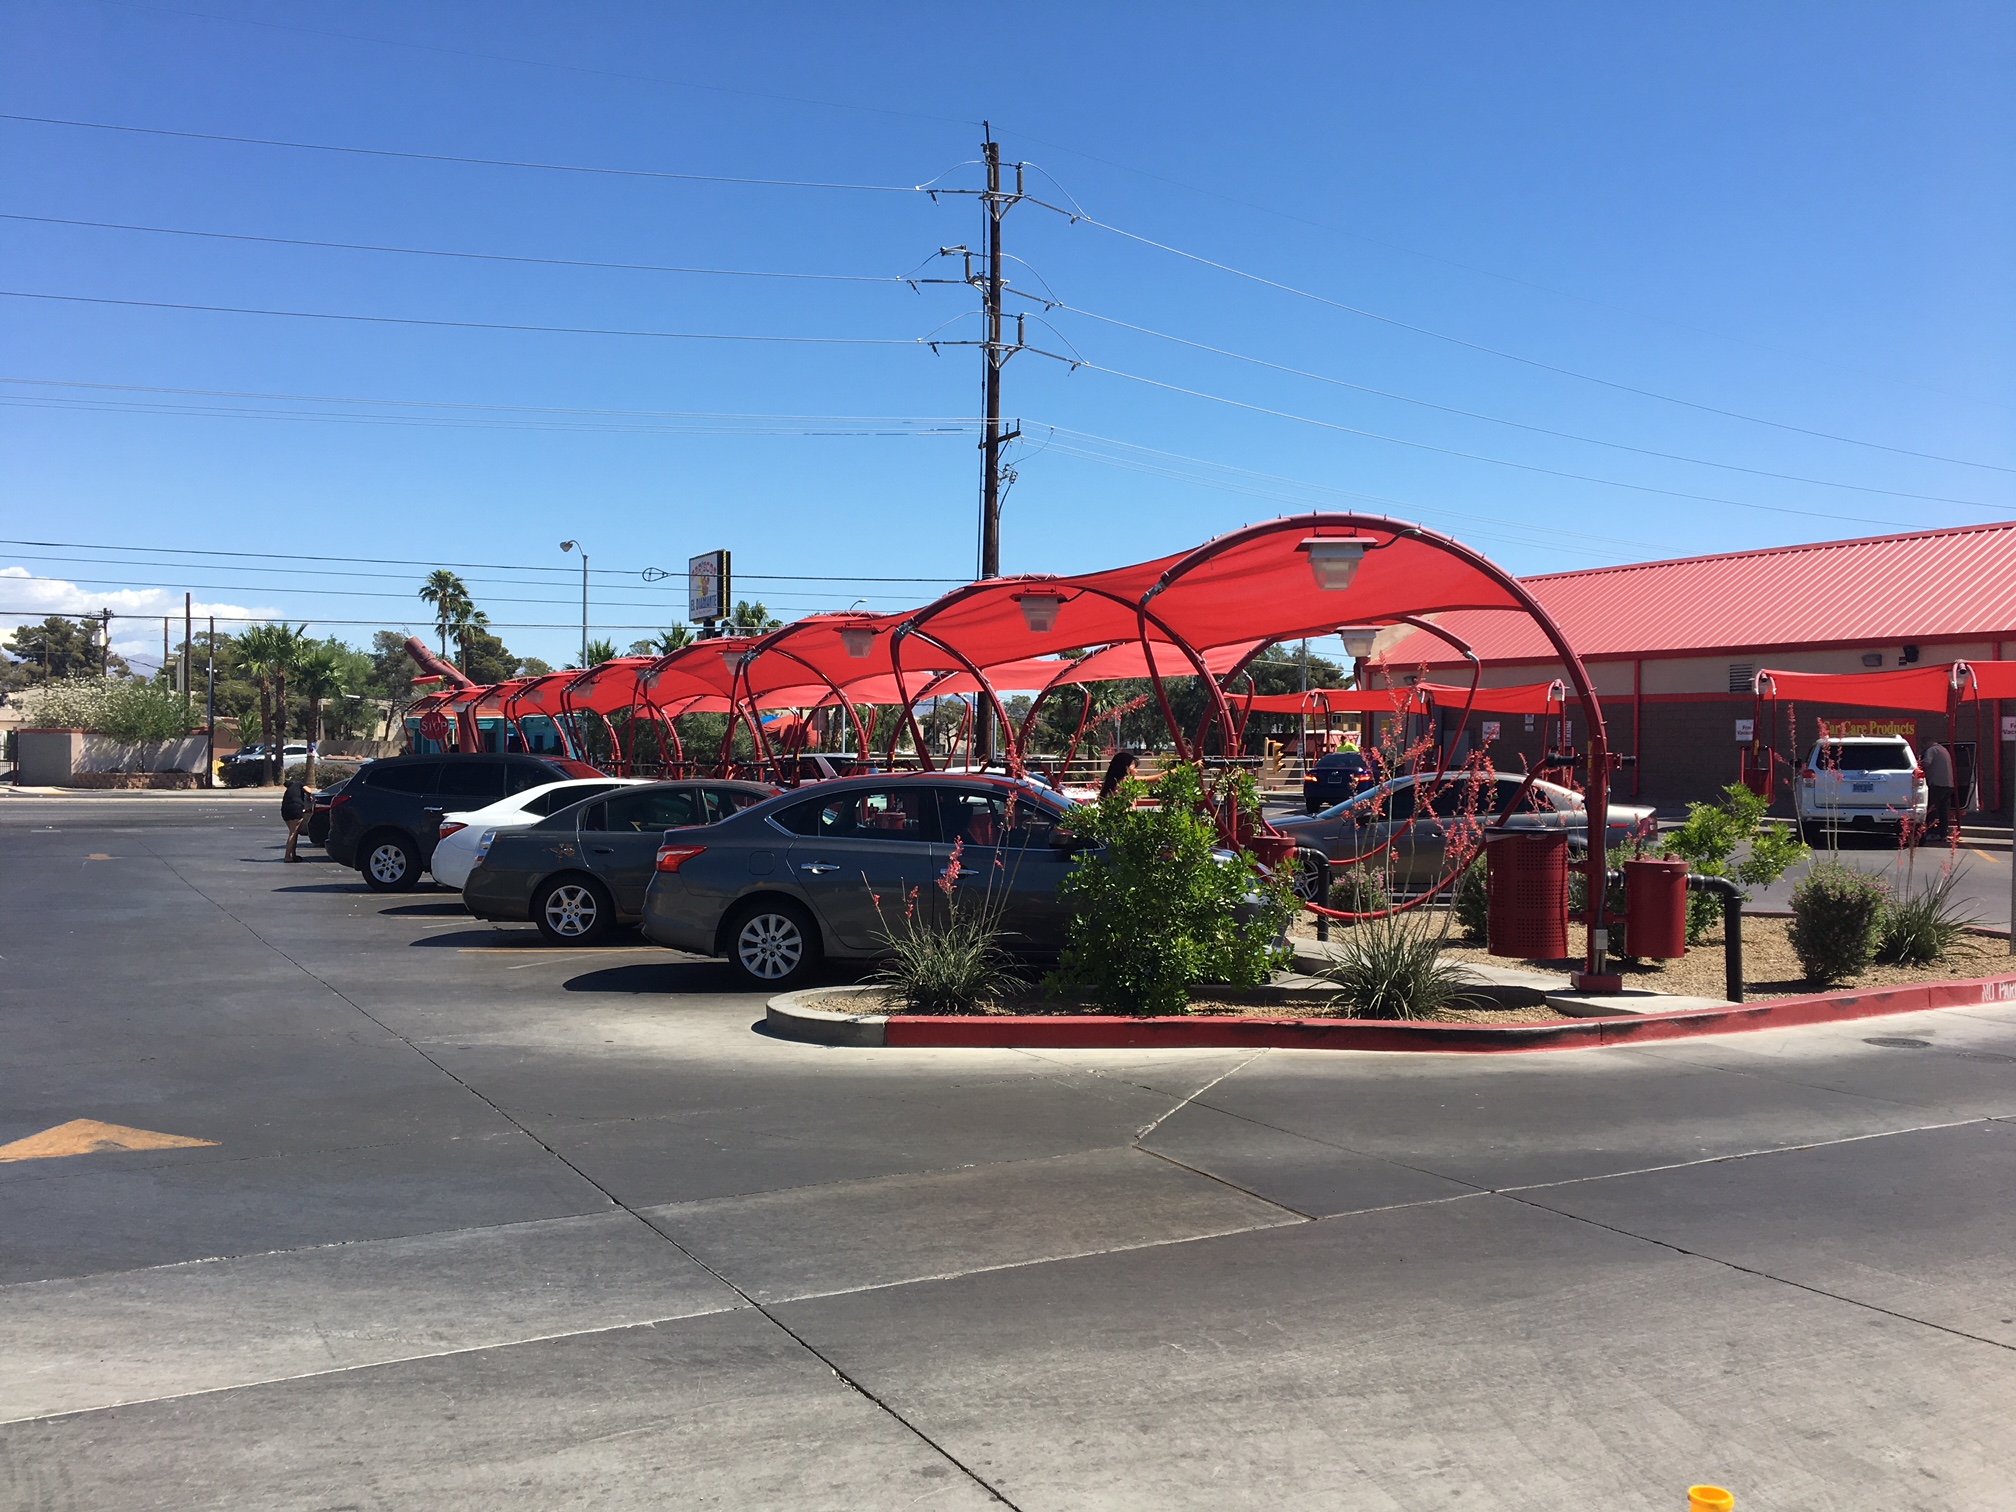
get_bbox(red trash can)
[1486,828,1569,960]
[1623,857,1689,959]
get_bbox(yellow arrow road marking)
[0,1119,218,1163]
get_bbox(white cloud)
[0,566,283,660]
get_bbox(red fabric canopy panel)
[1238,688,1418,715]
[1416,680,1565,715]
[1756,666,1963,715]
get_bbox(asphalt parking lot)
[5,792,2016,1509]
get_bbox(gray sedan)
[640,773,1080,989]
[1272,772,1658,896]
[463,780,778,943]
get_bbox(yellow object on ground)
[0,1119,218,1163]
[1688,1487,1734,1511]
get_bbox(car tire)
[1291,848,1330,906]
[722,896,820,990]
[534,875,614,945]
[361,831,421,892]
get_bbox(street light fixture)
[559,541,588,668]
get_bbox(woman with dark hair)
[1098,749,1139,800]
[280,778,310,862]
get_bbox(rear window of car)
[363,762,439,794]
[523,782,624,816]
[1814,742,1914,771]
[438,760,506,799]
[1315,753,1367,772]
[589,788,707,832]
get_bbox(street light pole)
[560,541,588,667]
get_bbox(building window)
[1728,663,1755,694]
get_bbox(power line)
[0,537,967,584]
[1053,304,2008,511]
[0,112,937,193]
[0,213,926,285]
[1065,358,1921,531]
[0,290,926,346]
[1067,215,2016,477]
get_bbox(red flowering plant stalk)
[868,806,1034,1015]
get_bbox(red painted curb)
[882,973,2016,1053]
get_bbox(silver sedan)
[1272,772,1658,896]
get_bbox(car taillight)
[331,791,352,808]
[1913,767,1926,782]
[655,845,707,873]
[436,821,467,839]
[1799,770,1815,784]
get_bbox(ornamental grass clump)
[1787,861,1886,986]
[1875,867,1976,966]
[1321,907,1480,1020]
[1049,763,1293,1016]
[871,841,1020,1014]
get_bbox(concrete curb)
[767,986,888,1047]
[767,975,2016,1055]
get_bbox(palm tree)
[631,625,693,656]
[236,623,304,783]
[290,645,346,787]
[581,637,618,668]
[451,606,491,674]
[418,571,473,656]
[730,601,781,632]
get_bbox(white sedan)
[429,777,649,890]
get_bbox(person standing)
[1922,739,1956,844]
[281,777,310,862]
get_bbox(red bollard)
[1624,857,1689,959]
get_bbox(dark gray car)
[1272,771,1658,897]
[463,780,778,943]
[639,773,1079,989]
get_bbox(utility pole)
[973,127,1023,764]
[205,615,216,788]
[182,593,193,717]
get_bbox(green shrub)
[1788,861,1885,986]
[21,677,197,741]
[1452,860,1489,942]
[1661,784,1809,945]
[872,900,1018,1014]
[1875,869,1976,966]
[1048,763,1292,1015]
[1322,908,1479,1020]
[1333,865,1392,919]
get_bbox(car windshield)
[1814,742,1914,772]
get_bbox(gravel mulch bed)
[1437,914,2014,1001]
[799,985,1566,1024]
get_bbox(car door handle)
[591,846,615,855]
[799,862,839,875]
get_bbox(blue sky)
[3,1,2012,668]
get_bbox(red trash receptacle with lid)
[1486,828,1569,960]
[1623,857,1689,959]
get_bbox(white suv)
[1794,735,1927,841]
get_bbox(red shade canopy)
[1756,666,1965,716]
[1416,680,1566,715]
[1239,688,1419,715]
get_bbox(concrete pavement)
[3,796,2015,1508]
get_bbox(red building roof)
[1378,520,2016,668]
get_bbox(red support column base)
[1571,973,1624,994]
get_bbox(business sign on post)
[1734,718,1755,743]
[2002,715,2016,742]
[1480,720,1501,744]
[687,550,729,623]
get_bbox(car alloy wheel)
[367,843,409,886]
[542,883,601,938]
[736,910,805,981]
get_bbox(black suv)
[1302,750,1373,813]
[327,752,603,891]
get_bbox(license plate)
[1852,782,1874,793]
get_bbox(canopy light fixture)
[719,646,752,674]
[1297,537,1371,591]
[840,626,877,659]
[1335,625,1381,659]
[1015,592,1067,634]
